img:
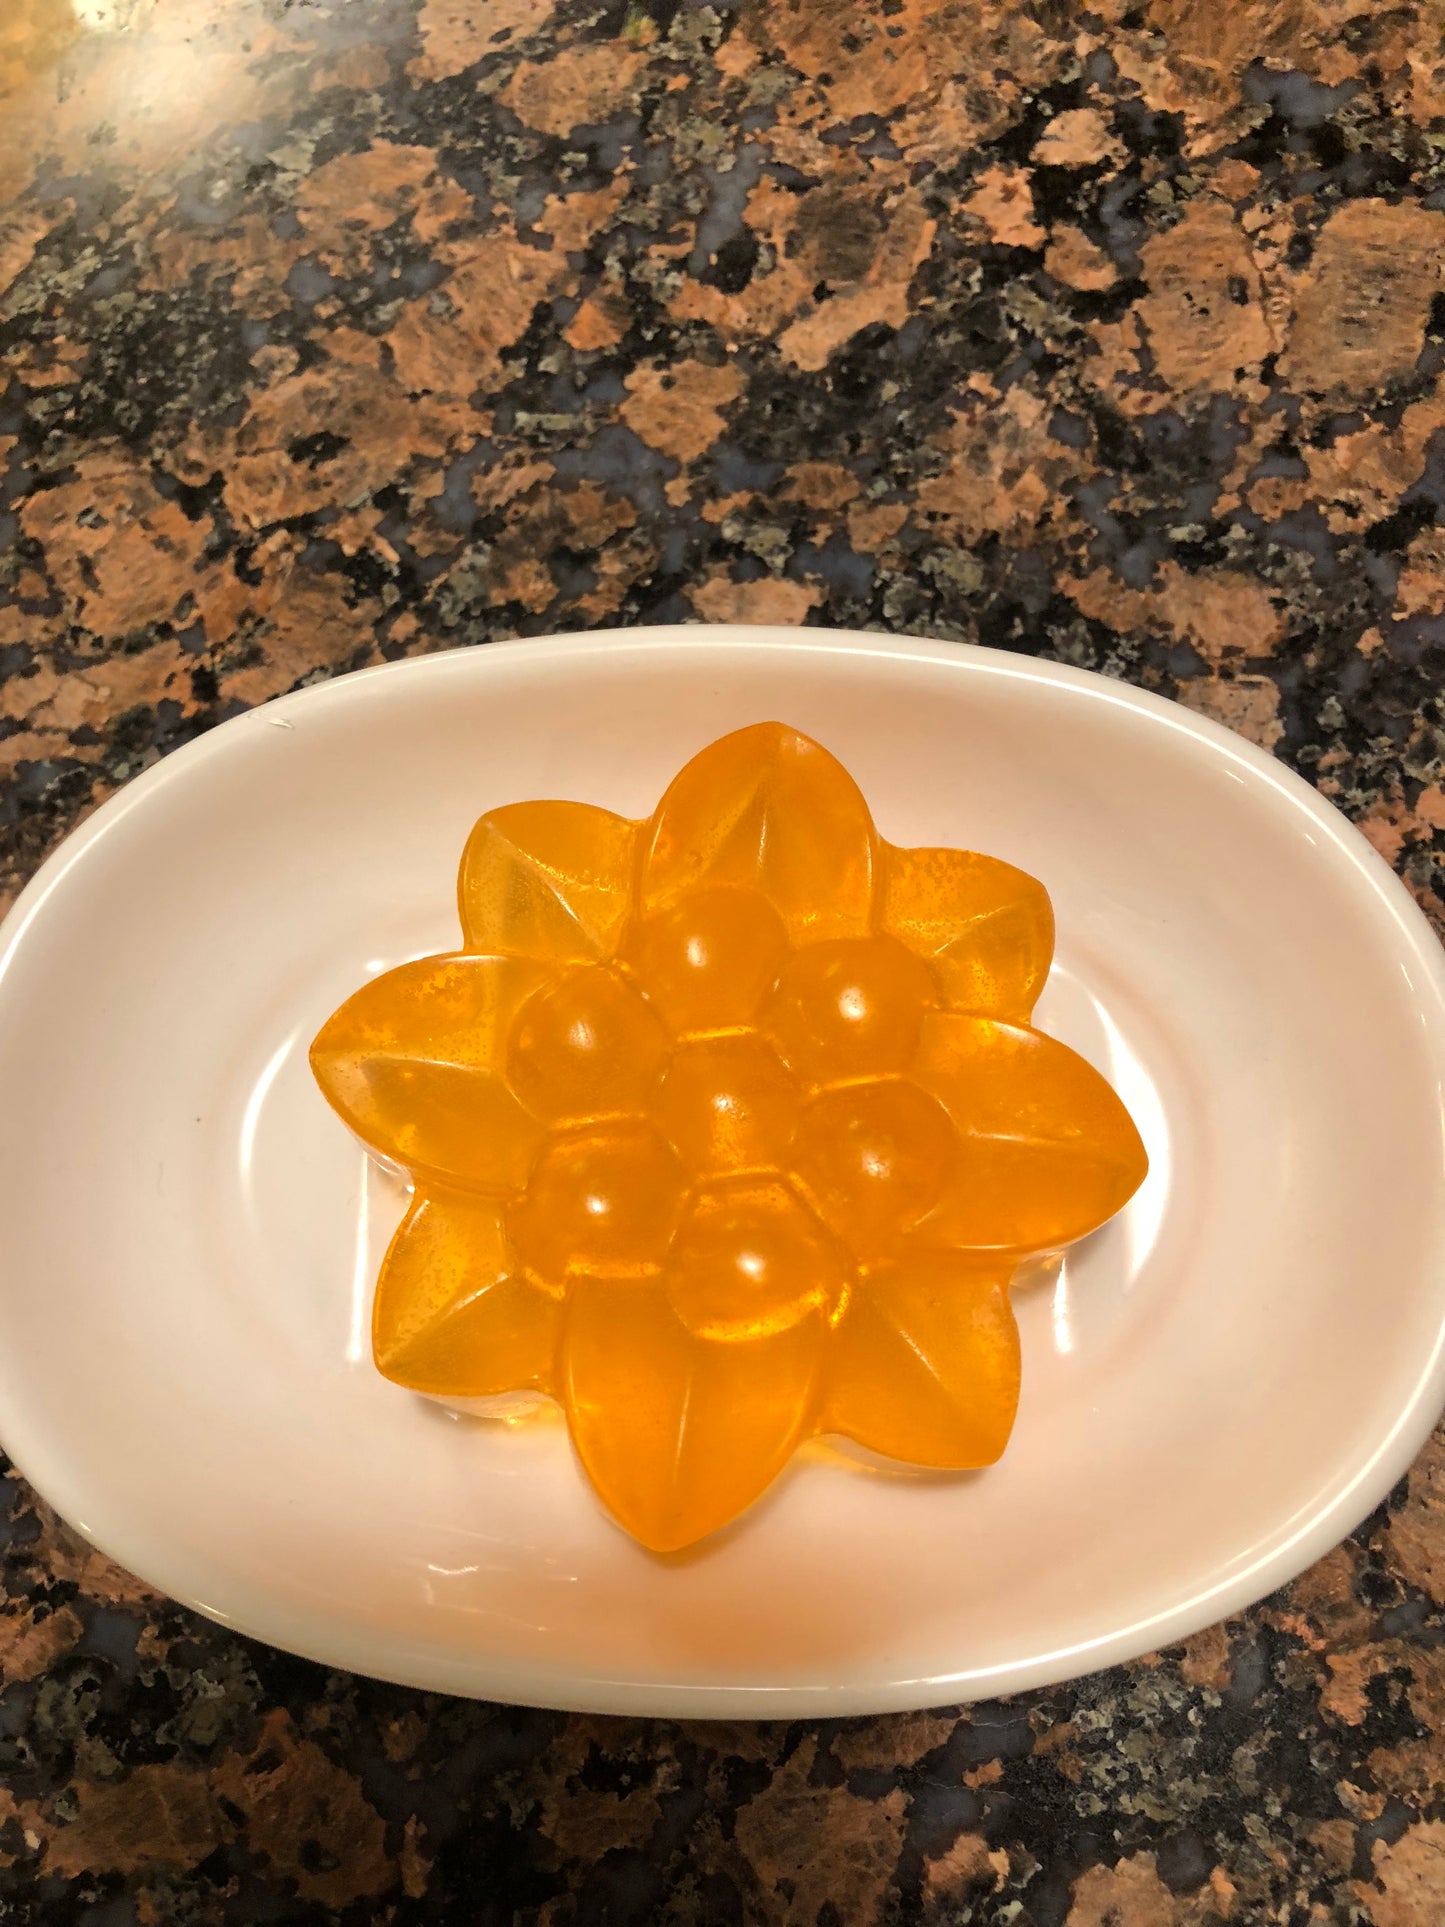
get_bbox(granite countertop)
[4,0,1445,1920]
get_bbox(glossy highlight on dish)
[311,723,1146,1550]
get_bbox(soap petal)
[880,844,1053,1021]
[459,800,639,964]
[640,722,876,944]
[311,953,551,1191]
[563,1275,822,1551]
[824,1255,1019,1466]
[374,1189,559,1396]
[911,1013,1148,1252]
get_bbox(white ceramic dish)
[1,627,1443,1716]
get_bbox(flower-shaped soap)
[312,723,1146,1551]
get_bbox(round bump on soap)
[508,1124,686,1286]
[762,935,937,1085]
[791,1079,957,1256]
[624,885,791,1034]
[664,1178,850,1342]
[656,1034,803,1178]
[506,964,668,1122]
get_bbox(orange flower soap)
[311,723,1147,1551]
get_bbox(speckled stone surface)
[4,1,1445,1920]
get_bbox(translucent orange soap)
[311,723,1147,1551]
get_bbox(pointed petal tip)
[458,799,639,962]
[563,1276,820,1551]
[372,1189,559,1396]
[306,953,551,1189]
[880,843,1055,1023]
[824,1256,1021,1468]
[582,1456,786,1554]
[707,719,828,754]
[643,721,875,944]
[598,1494,712,1556]
[912,1013,1149,1252]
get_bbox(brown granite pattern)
[3,0,1445,1920]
